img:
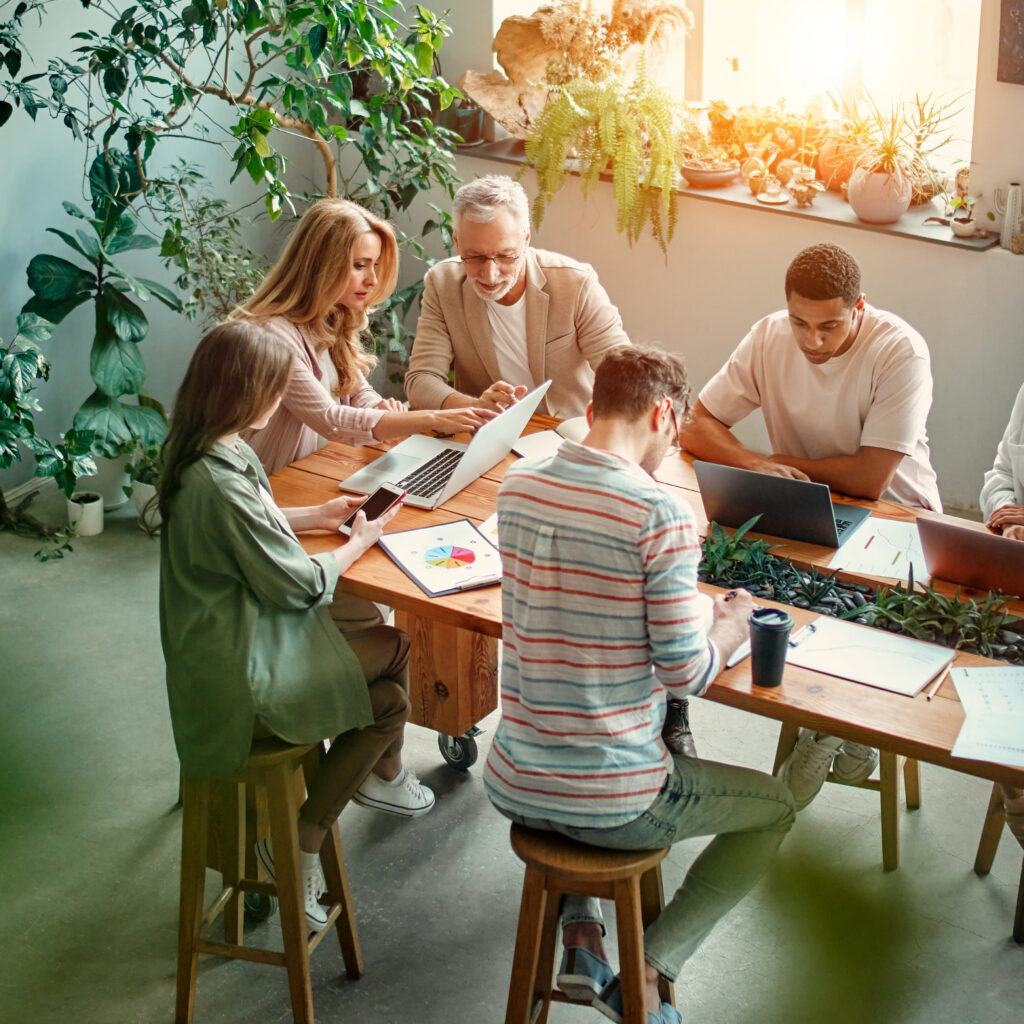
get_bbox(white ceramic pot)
[67,491,105,536]
[79,454,130,510]
[131,480,162,533]
[847,167,912,224]
[950,217,977,238]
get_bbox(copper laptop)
[917,517,1024,596]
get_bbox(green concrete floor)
[2,489,1023,1024]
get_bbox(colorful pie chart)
[425,544,476,569]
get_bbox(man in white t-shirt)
[679,242,942,808]
[679,242,941,511]
[404,175,631,420]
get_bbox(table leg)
[395,611,499,739]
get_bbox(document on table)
[511,415,589,459]
[784,615,954,697]
[950,667,1024,768]
[827,516,927,582]
[479,511,500,547]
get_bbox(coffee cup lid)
[749,608,793,629]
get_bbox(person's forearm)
[679,413,773,472]
[441,392,480,410]
[333,540,369,575]
[282,505,327,532]
[772,449,900,500]
[372,410,440,440]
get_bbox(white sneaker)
[832,740,879,784]
[776,730,844,810]
[353,767,435,818]
[254,837,328,933]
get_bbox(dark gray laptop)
[693,460,872,548]
[338,380,551,509]
[917,517,1024,595]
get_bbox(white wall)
[449,0,1024,512]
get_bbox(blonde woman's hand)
[376,397,408,413]
[430,406,496,435]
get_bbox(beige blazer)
[404,248,630,419]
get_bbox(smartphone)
[338,483,405,536]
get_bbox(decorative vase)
[67,491,104,536]
[817,137,859,192]
[131,480,162,533]
[994,182,1023,249]
[847,168,912,224]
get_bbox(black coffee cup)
[748,608,793,688]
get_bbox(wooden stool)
[773,722,921,871]
[505,824,674,1024]
[972,782,1024,942]
[176,738,363,1023]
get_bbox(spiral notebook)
[377,519,502,598]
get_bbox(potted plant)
[123,441,163,534]
[846,100,920,224]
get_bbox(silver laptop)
[917,517,1024,596]
[693,460,872,549]
[338,380,552,509]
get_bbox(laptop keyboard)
[834,516,853,535]
[395,448,463,499]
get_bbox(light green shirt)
[159,440,370,778]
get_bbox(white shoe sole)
[352,790,435,818]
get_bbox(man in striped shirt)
[484,347,795,1023]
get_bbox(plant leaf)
[102,283,148,341]
[26,254,95,302]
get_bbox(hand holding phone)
[337,483,405,536]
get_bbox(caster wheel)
[438,732,479,770]
[243,891,278,924]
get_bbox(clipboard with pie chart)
[378,519,502,597]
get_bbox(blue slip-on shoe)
[556,946,615,1003]
[595,977,682,1024]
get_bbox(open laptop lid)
[432,379,552,506]
[693,460,871,548]
[917,517,1024,596]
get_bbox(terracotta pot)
[817,137,861,192]
[847,167,912,224]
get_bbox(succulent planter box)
[699,519,1024,664]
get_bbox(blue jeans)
[498,756,795,982]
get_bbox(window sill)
[462,138,999,253]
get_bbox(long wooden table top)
[268,419,1024,788]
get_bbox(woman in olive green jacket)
[159,321,420,932]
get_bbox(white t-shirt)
[699,304,942,511]
[485,292,534,390]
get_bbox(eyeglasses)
[666,400,681,456]
[459,247,526,270]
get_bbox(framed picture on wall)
[998,0,1024,84]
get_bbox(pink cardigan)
[248,317,385,474]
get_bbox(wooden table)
[268,420,1024,826]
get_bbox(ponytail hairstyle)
[230,198,399,394]
[158,321,292,520]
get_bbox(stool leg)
[903,758,922,810]
[1014,859,1024,943]
[613,876,648,1024]
[301,747,363,979]
[879,750,900,871]
[220,779,246,944]
[176,778,209,1024]
[772,721,800,774]
[265,762,315,1024]
[639,865,674,1008]
[974,783,1005,876]
[505,864,549,1024]
[531,887,561,1024]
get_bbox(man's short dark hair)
[784,243,861,306]
[592,346,691,420]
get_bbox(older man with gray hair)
[404,175,631,419]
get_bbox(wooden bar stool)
[176,737,363,1024]
[972,782,1024,942]
[772,722,921,871]
[505,824,674,1024]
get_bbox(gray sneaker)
[776,730,844,810]
[832,740,878,784]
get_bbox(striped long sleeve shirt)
[483,440,719,828]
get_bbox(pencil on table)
[925,667,951,701]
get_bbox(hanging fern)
[524,60,689,254]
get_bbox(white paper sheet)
[784,615,954,697]
[950,667,1024,768]
[828,516,928,581]
[511,429,566,459]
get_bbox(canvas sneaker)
[831,740,879,784]
[776,730,845,810]
[353,767,435,817]
[254,837,328,934]
[556,946,615,1003]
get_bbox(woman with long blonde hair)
[232,198,490,475]
[160,320,433,935]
